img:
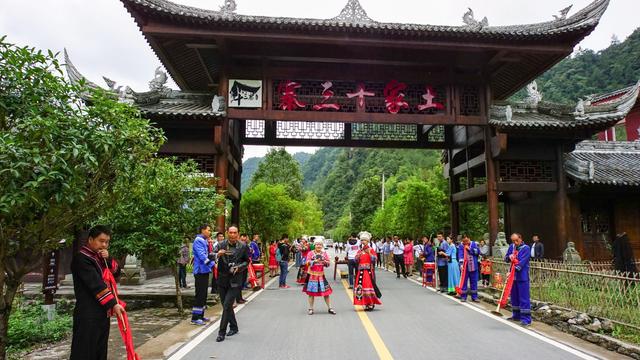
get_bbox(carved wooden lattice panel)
[161,154,216,173]
[426,125,445,142]
[271,80,446,115]
[351,123,417,141]
[276,121,344,140]
[460,85,481,116]
[245,119,265,138]
[499,160,554,182]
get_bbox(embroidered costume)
[354,245,382,309]
[302,251,332,297]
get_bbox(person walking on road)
[215,226,250,342]
[191,225,215,325]
[436,232,449,292]
[345,233,361,289]
[296,237,311,285]
[268,240,278,277]
[354,232,382,311]
[303,239,336,315]
[505,233,532,326]
[277,234,293,288]
[404,239,415,277]
[390,235,406,278]
[445,236,460,295]
[375,238,384,268]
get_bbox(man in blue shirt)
[505,233,532,326]
[249,234,261,262]
[191,224,215,325]
[457,234,480,302]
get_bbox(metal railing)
[490,259,640,329]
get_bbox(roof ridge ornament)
[553,5,573,21]
[462,8,488,29]
[219,0,237,16]
[524,81,543,108]
[331,0,376,24]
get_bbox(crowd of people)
[70,223,541,358]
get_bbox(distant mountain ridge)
[241,152,312,192]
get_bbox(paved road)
[173,257,594,360]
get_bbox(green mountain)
[514,28,640,103]
[241,151,313,192]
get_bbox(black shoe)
[403,274,408,278]
[226,329,239,336]
[396,275,400,278]
[236,299,247,304]
[216,335,225,342]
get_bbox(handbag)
[276,248,282,262]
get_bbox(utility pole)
[381,173,385,208]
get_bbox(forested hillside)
[515,28,640,103]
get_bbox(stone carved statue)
[492,232,509,260]
[563,242,582,263]
[462,8,489,28]
[148,66,168,92]
[524,81,543,108]
[219,0,237,15]
[211,95,226,114]
[120,254,146,285]
[574,98,586,116]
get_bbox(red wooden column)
[214,119,229,233]
[555,144,569,254]
[483,85,499,248]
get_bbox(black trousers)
[210,272,218,294]
[193,273,209,320]
[218,284,240,336]
[393,254,406,277]
[70,315,109,360]
[236,271,247,301]
[178,264,187,288]
[347,259,357,286]
[376,253,383,267]
[438,265,448,291]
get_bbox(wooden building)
[64,0,640,259]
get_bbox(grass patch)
[7,298,73,358]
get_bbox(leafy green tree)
[349,173,382,231]
[288,193,324,237]
[240,183,296,244]
[249,148,304,200]
[101,158,223,312]
[331,213,353,243]
[0,38,162,358]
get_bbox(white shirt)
[414,244,424,258]
[390,241,404,255]
[531,244,536,258]
[376,241,383,252]
[346,240,361,260]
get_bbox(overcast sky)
[1,0,636,160]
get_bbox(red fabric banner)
[102,263,140,360]
[498,249,519,309]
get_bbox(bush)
[7,299,72,355]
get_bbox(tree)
[101,158,223,312]
[249,148,304,200]
[349,173,382,231]
[0,38,163,359]
[288,193,324,237]
[240,183,296,243]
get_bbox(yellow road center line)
[341,279,394,360]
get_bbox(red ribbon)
[456,246,468,296]
[102,265,140,360]
[499,249,519,309]
[313,81,340,111]
[383,80,409,114]
[278,81,306,111]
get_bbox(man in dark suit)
[531,235,544,260]
[215,225,250,342]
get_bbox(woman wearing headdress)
[296,238,311,284]
[354,232,382,311]
[302,239,336,315]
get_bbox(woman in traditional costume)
[445,236,461,295]
[403,239,414,277]
[302,239,336,315]
[354,232,382,311]
[268,240,278,277]
[296,238,311,284]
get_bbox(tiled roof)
[121,0,608,41]
[490,80,640,132]
[138,98,218,117]
[565,140,640,186]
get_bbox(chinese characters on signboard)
[42,250,59,294]
[273,79,446,114]
[228,79,263,108]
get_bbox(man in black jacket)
[531,235,544,260]
[216,225,250,342]
[70,225,125,360]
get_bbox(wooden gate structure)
[66,0,640,258]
